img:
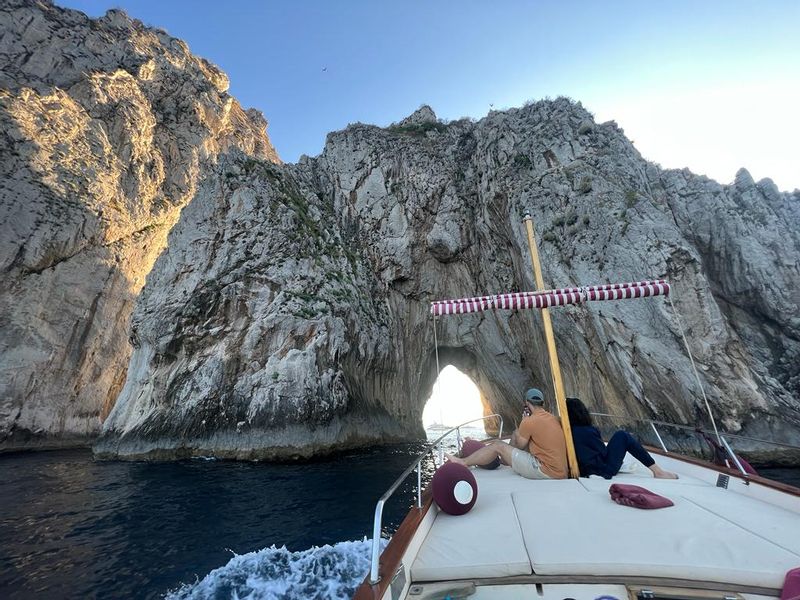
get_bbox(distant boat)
[425,423,447,430]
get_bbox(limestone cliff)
[96,102,800,460]
[0,0,278,450]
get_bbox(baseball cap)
[524,388,544,404]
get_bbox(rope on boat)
[665,290,722,443]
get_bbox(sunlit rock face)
[0,0,278,450]
[97,102,800,460]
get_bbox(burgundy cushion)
[432,462,478,515]
[739,455,759,475]
[782,566,800,600]
[609,483,674,509]
[460,439,500,470]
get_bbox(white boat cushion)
[681,487,800,556]
[513,490,800,588]
[469,464,548,493]
[578,472,710,493]
[580,476,800,554]
[411,492,531,581]
[472,465,593,494]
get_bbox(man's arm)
[512,414,535,450]
[511,427,529,449]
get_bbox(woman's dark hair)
[566,397,593,427]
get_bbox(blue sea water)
[757,466,800,487]
[1,431,796,600]
[0,443,437,600]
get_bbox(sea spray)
[165,538,387,600]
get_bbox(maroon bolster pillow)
[432,462,478,515]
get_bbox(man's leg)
[447,441,514,467]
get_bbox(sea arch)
[422,365,484,430]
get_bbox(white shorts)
[511,448,551,480]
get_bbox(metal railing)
[368,414,504,585]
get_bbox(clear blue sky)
[59,1,800,190]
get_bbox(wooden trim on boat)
[353,490,434,600]
[437,574,780,596]
[647,445,800,497]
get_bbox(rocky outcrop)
[0,0,278,450]
[96,101,800,460]
[2,3,796,459]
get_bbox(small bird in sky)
[322,67,327,72]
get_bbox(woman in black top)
[567,397,678,479]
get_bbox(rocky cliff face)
[2,3,797,460]
[0,0,278,450]
[96,102,800,460]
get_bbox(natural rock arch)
[96,102,800,460]
[419,348,499,425]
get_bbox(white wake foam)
[165,538,386,600]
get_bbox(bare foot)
[651,464,679,479]
[445,453,467,466]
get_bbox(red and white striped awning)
[430,279,670,316]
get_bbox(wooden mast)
[523,214,580,478]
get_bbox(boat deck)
[407,454,800,598]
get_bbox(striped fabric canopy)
[430,279,670,316]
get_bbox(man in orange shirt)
[446,388,568,479]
